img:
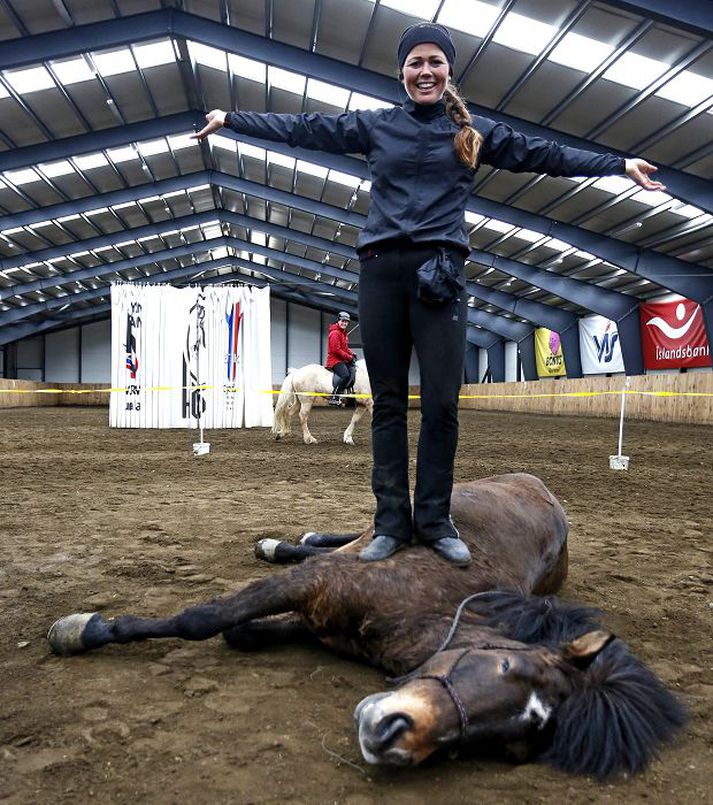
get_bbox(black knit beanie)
[397,23,456,72]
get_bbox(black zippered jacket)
[225,99,626,255]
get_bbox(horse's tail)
[272,370,296,436]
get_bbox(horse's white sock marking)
[300,532,316,545]
[256,538,282,561]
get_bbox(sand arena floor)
[0,405,711,803]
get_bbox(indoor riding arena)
[1,0,712,803]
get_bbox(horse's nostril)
[375,714,412,747]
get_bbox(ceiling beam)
[0,11,709,211]
[601,0,713,38]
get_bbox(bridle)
[386,591,541,742]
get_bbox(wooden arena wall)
[0,373,711,425]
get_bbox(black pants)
[331,361,355,394]
[358,242,467,544]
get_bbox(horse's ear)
[562,630,614,670]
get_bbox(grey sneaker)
[358,535,406,562]
[429,537,472,566]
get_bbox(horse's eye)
[500,659,511,673]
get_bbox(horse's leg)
[222,613,316,650]
[300,532,361,547]
[343,403,368,446]
[47,572,309,656]
[254,539,336,564]
[298,396,318,444]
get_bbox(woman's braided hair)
[444,83,483,169]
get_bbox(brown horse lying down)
[48,473,684,778]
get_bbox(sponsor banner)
[535,328,566,377]
[110,283,272,428]
[640,299,711,370]
[579,316,625,374]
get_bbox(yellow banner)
[535,328,566,377]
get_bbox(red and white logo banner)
[639,299,711,370]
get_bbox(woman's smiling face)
[402,43,450,105]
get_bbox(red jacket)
[326,323,354,369]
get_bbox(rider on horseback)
[326,312,356,407]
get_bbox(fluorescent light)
[228,54,266,83]
[656,70,713,107]
[493,12,557,56]
[133,40,176,69]
[603,52,669,90]
[549,33,613,72]
[74,153,109,170]
[307,78,349,108]
[269,66,305,95]
[85,207,111,216]
[438,0,501,39]
[4,65,54,93]
[93,48,136,77]
[51,57,95,85]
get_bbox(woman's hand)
[624,158,666,191]
[190,109,227,141]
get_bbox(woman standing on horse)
[192,22,664,566]
[326,311,356,407]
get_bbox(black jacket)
[225,99,625,255]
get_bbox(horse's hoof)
[255,538,282,562]
[47,612,97,656]
[304,438,318,445]
[299,532,316,545]
[344,438,355,446]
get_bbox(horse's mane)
[466,590,686,779]
[468,589,603,645]
[542,638,687,778]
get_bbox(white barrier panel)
[109,283,273,429]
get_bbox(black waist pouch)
[416,248,465,305]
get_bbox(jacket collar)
[403,97,446,120]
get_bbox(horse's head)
[355,629,685,777]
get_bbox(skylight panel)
[348,92,391,111]
[238,142,266,161]
[548,33,613,72]
[655,70,713,107]
[374,0,440,17]
[137,139,169,157]
[4,168,41,185]
[133,40,176,69]
[630,189,672,207]
[438,0,501,39]
[39,160,75,178]
[327,169,361,189]
[107,145,138,163]
[56,214,82,223]
[492,13,557,56]
[267,151,296,170]
[212,134,237,152]
[167,134,197,150]
[269,66,306,95]
[211,246,229,259]
[74,153,109,170]
[482,219,515,234]
[4,65,54,93]
[85,207,111,216]
[593,175,633,194]
[670,203,704,219]
[202,223,222,238]
[0,85,8,99]
[51,57,95,85]
[603,52,669,90]
[512,228,544,243]
[296,159,328,179]
[465,211,486,225]
[361,180,372,193]
[93,48,136,77]
[228,54,266,83]
[543,238,573,251]
[187,41,225,71]
[307,78,349,108]
[250,232,267,247]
